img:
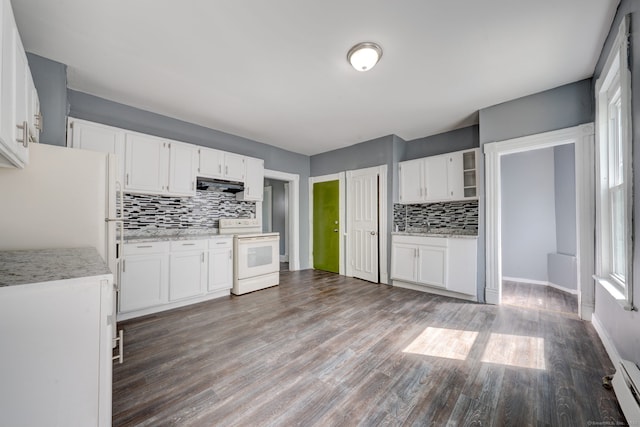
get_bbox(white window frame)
[594,15,634,311]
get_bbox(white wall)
[501,147,557,282]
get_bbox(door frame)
[309,173,346,275]
[262,185,273,232]
[346,165,388,284]
[262,169,300,271]
[484,123,595,319]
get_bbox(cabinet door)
[391,243,418,282]
[198,147,223,178]
[168,142,196,196]
[69,119,125,185]
[424,155,450,201]
[169,251,206,301]
[208,247,232,292]
[447,152,464,200]
[447,238,477,295]
[239,156,264,201]
[120,253,168,312]
[125,133,168,194]
[223,153,245,182]
[398,159,424,204]
[416,245,447,287]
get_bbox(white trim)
[503,276,579,295]
[392,280,477,302]
[594,15,634,311]
[264,169,300,271]
[262,186,273,232]
[484,124,595,320]
[309,173,346,275]
[279,255,288,263]
[345,165,388,284]
[591,314,622,368]
[283,182,289,260]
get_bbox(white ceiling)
[12,0,619,156]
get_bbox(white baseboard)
[392,280,477,302]
[279,255,288,263]
[591,314,622,369]
[503,276,578,295]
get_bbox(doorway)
[261,169,300,271]
[309,173,345,275]
[263,178,289,271]
[484,124,595,319]
[313,180,340,273]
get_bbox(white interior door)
[348,167,379,283]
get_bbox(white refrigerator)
[0,142,122,347]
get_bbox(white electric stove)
[219,218,280,295]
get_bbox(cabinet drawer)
[170,239,207,252]
[124,241,170,256]
[392,235,448,247]
[209,237,233,249]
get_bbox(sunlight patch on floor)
[403,327,478,360]
[481,333,546,370]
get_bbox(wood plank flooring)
[113,270,625,426]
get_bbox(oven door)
[236,235,279,279]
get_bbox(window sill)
[593,275,635,311]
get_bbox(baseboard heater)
[612,359,640,424]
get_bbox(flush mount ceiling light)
[347,42,383,72]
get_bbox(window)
[595,15,634,310]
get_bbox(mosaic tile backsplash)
[122,190,255,233]
[394,200,478,233]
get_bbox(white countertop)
[0,247,112,287]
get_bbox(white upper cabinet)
[237,156,264,201]
[398,149,478,204]
[124,133,196,196]
[125,133,168,194]
[398,158,424,204]
[198,147,224,178]
[223,152,245,181]
[168,142,197,196]
[0,0,38,168]
[68,118,126,185]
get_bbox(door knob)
[333,229,339,232]
[370,231,377,236]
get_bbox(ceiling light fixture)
[347,42,383,72]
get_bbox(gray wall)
[554,144,576,256]
[501,148,557,282]
[592,0,640,365]
[404,125,479,161]
[479,79,593,144]
[26,53,67,146]
[477,79,594,302]
[265,179,287,256]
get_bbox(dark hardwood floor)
[113,270,625,426]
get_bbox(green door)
[313,180,339,273]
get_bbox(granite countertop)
[122,228,230,243]
[0,247,112,287]
[392,228,478,239]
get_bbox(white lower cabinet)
[169,240,207,301]
[208,237,233,292]
[120,242,169,313]
[119,237,233,320]
[391,234,477,300]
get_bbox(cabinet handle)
[192,181,195,191]
[202,252,205,263]
[229,250,232,260]
[122,259,126,272]
[16,121,28,147]
[216,241,227,245]
[219,164,222,174]
[225,165,228,175]
[136,245,153,248]
[126,174,129,185]
[182,243,196,246]
[35,112,43,131]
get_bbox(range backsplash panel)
[122,190,256,231]
[394,200,478,233]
